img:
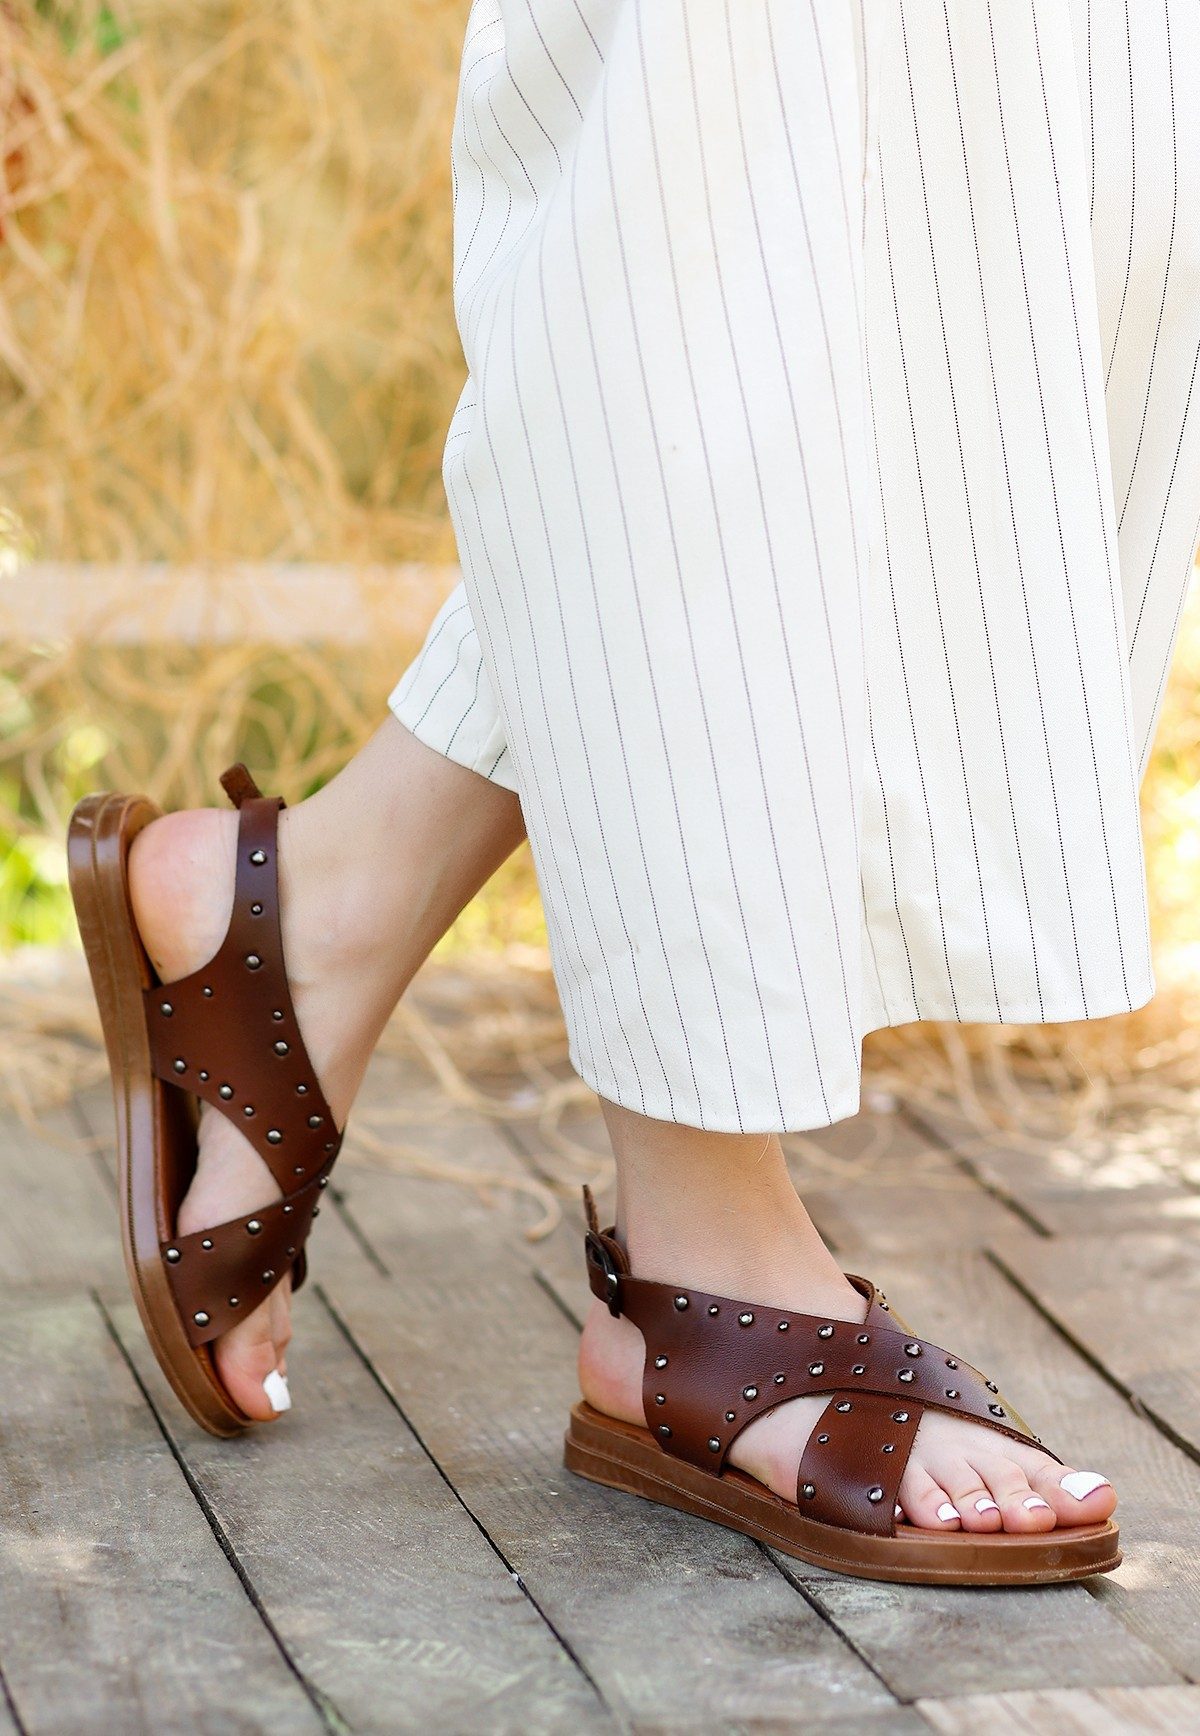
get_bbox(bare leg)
[129,718,525,1419]
[579,1103,1117,1536]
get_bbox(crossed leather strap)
[582,1188,1054,1537]
[142,766,342,1347]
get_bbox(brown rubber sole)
[565,1403,1120,1586]
[68,792,251,1438]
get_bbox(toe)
[930,1460,1003,1532]
[1029,1460,1116,1526]
[897,1461,962,1530]
[212,1298,291,1421]
[971,1452,1057,1533]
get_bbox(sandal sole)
[565,1402,1120,1586]
[68,792,251,1438]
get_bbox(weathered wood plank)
[993,1228,1200,1465]
[322,1063,915,1732]
[0,1293,324,1736]
[904,1103,1200,1237]
[0,1102,120,1291]
[794,1112,1038,1255]
[917,1684,1200,1734]
[109,1279,605,1736]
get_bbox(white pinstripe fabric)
[390,0,1200,1133]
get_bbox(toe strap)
[797,1392,922,1536]
[161,1167,329,1346]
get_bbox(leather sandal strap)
[797,1392,922,1535]
[141,767,342,1346]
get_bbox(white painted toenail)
[263,1370,291,1412]
[974,1497,999,1514]
[936,1503,959,1522]
[1022,1495,1051,1511]
[1059,1471,1110,1501]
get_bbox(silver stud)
[835,1401,852,1413]
[247,1219,262,1235]
[673,1294,689,1311]
[882,1443,895,1454]
[201,1238,214,1250]
[267,1129,282,1144]
[986,1380,999,1393]
[198,1070,209,1081]
[228,1297,239,1308]
[282,1204,293,1215]
[312,1206,321,1218]
[249,849,267,865]
[774,1372,785,1385]
[708,1303,720,1316]
[857,1333,870,1345]
[725,1410,736,1422]
[892,1410,909,1423]
[817,1433,829,1443]
[655,1355,668,1369]
[275,1041,290,1056]
[296,1084,309,1095]
[817,1324,834,1339]
[777,1320,789,1332]
[245,954,262,971]
[251,902,263,916]
[202,985,213,998]
[945,1388,960,1400]
[307,1114,323,1129]
[219,1084,234,1099]
[244,1105,255,1118]
[165,1247,181,1263]
[808,1362,825,1377]
[867,1486,884,1503]
[708,1438,720,1453]
[989,1404,1005,1417]
[193,1310,210,1326]
[294,1166,305,1175]
[173,1058,186,1074]
[743,1385,758,1401]
[738,1312,754,1327]
[160,1002,173,1017]
[801,1483,816,1499]
[880,1300,890,1310]
[658,1424,671,1439]
[904,1342,921,1357]
[272,1009,284,1021]
[324,1141,336,1152]
[286,1246,295,1258]
[852,1364,866,1376]
[654,1393,666,1405]
[946,1358,959,1369]
[262,1270,275,1284]
[898,1368,915,1384]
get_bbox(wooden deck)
[5,1026,1200,1733]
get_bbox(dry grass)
[2,0,465,563]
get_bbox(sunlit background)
[3,0,1200,1184]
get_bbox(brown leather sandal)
[565,1191,1119,1586]
[68,765,342,1437]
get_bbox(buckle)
[585,1230,623,1318]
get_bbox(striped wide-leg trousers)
[390,0,1200,1134]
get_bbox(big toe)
[1030,1461,1116,1527]
[211,1293,292,1422]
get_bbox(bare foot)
[128,804,394,1420]
[578,1278,1116,1535]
